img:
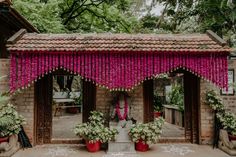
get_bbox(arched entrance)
[34,72,96,144]
[143,71,200,143]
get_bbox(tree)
[13,0,65,33]
[13,0,139,33]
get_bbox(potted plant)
[153,94,163,117]
[74,111,118,152]
[129,117,164,151]
[0,93,25,143]
[205,90,236,140]
[217,112,236,141]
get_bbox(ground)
[13,144,230,157]
[52,113,82,139]
[52,113,184,140]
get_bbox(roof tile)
[8,33,230,53]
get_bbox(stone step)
[103,152,139,157]
[107,142,135,153]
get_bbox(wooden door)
[82,80,96,122]
[143,79,154,123]
[184,71,200,144]
[35,75,53,144]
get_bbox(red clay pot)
[0,136,9,143]
[154,112,162,118]
[66,107,78,114]
[86,140,101,152]
[228,134,236,141]
[135,140,149,152]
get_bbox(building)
[5,29,233,145]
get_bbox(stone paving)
[52,113,82,139]
[161,122,185,138]
[12,144,231,157]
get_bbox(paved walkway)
[52,113,82,139]
[13,144,230,157]
[161,122,185,138]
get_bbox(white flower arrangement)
[206,90,236,136]
[0,103,25,137]
[205,90,224,111]
[74,111,118,143]
[129,117,164,145]
[217,112,236,136]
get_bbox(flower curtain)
[10,51,228,92]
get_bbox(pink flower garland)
[115,96,128,120]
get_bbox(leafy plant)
[74,111,118,143]
[129,117,164,145]
[206,90,236,136]
[0,93,25,137]
[153,94,163,112]
[205,90,224,111]
[217,112,236,136]
[168,84,184,112]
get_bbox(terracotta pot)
[0,136,9,143]
[154,112,162,118]
[135,140,149,152]
[66,107,78,114]
[228,134,236,141]
[86,140,101,152]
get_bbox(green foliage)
[205,90,224,111]
[206,90,236,135]
[129,117,164,145]
[13,0,139,33]
[168,83,184,112]
[74,111,118,143]
[153,94,163,112]
[13,0,65,33]
[217,112,236,136]
[0,103,25,137]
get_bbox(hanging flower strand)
[115,96,128,120]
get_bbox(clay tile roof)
[7,31,231,53]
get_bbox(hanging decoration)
[115,96,129,120]
[9,51,228,92]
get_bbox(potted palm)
[129,117,164,151]
[0,92,25,143]
[74,111,118,152]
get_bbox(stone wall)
[0,59,9,92]
[96,85,144,123]
[1,59,35,144]
[199,59,236,144]
[11,86,35,144]
[220,59,236,114]
[199,80,216,144]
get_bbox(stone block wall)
[199,80,216,144]
[0,59,9,92]
[11,86,35,144]
[220,59,236,114]
[96,85,144,123]
[199,59,236,144]
[1,59,35,144]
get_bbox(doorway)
[34,71,96,144]
[143,70,200,143]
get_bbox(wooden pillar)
[35,75,52,144]
[143,79,154,123]
[82,80,96,122]
[184,71,200,144]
